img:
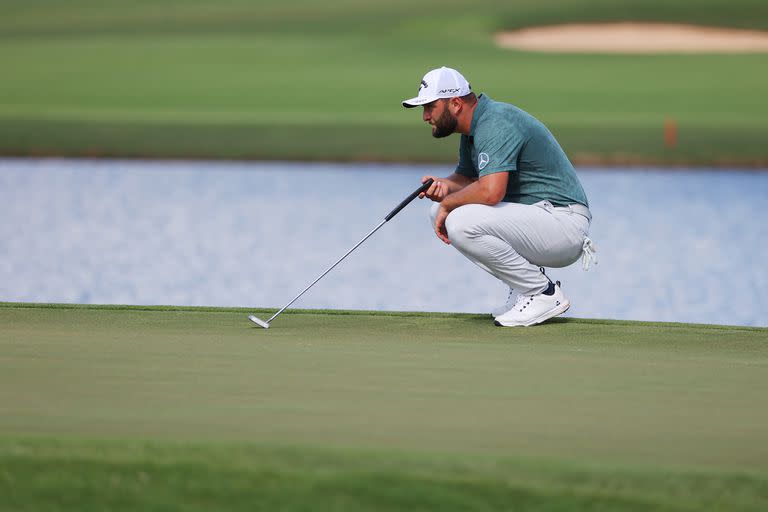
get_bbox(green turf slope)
[1,1,767,165]
[1,303,767,510]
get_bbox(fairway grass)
[2,1,767,165]
[1,303,767,510]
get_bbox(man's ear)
[448,97,463,115]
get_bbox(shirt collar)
[469,93,490,137]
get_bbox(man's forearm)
[443,173,475,194]
[442,183,484,211]
[442,176,505,211]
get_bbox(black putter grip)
[384,179,434,222]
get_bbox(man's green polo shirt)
[456,94,588,207]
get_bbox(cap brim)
[402,95,439,108]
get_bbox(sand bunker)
[495,23,768,53]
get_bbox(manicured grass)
[3,438,768,512]
[2,0,767,37]
[1,2,767,165]
[1,303,767,510]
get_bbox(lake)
[1,158,766,327]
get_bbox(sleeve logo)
[478,153,490,170]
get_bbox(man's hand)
[419,175,450,202]
[434,204,451,244]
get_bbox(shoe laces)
[514,293,534,312]
[582,237,598,271]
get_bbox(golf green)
[2,303,767,510]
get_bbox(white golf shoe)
[494,282,570,327]
[491,287,516,317]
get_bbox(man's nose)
[422,109,430,122]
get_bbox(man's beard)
[431,107,457,138]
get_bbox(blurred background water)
[1,157,766,327]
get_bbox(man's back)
[456,94,588,207]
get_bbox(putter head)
[248,315,270,329]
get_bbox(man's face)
[422,99,457,138]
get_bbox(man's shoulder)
[483,98,530,123]
[476,98,542,139]
[473,102,525,143]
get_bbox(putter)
[249,178,434,329]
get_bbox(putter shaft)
[265,219,386,325]
[249,179,433,328]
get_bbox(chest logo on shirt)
[478,153,490,170]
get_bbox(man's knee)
[428,201,441,224]
[445,205,484,247]
[429,202,471,246]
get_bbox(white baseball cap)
[402,66,472,108]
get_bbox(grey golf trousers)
[430,200,592,295]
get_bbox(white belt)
[554,203,592,222]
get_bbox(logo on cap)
[420,80,428,91]
[478,153,489,170]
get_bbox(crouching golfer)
[402,66,596,327]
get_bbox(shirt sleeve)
[454,134,477,178]
[475,126,524,177]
